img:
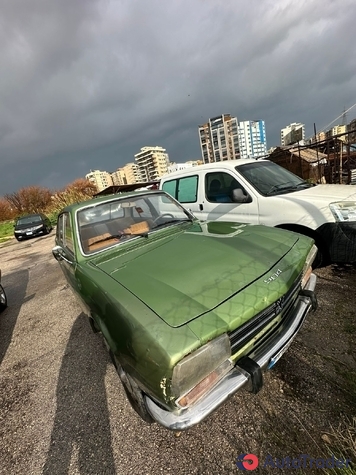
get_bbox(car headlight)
[301,244,317,288]
[330,201,356,222]
[171,334,232,408]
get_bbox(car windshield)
[77,192,193,254]
[17,215,42,225]
[236,161,312,196]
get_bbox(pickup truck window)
[237,161,310,196]
[162,176,198,203]
[205,172,246,203]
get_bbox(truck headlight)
[172,334,232,408]
[330,201,356,222]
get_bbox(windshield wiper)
[153,219,192,229]
[295,182,313,189]
[266,181,299,196]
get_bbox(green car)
[53,190,317,430]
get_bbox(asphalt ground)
[0,233,355,475]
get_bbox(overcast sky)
[1,0,355,195]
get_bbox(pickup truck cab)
[160,159,356,267]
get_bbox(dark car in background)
[0,269,7,312]
[14,213,52,241]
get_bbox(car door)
[198,170,260,224]
[56,212,78,292]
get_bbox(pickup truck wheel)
[0,284,7,312]
[312,248,324,269]
[311,235,330,269]
[276,225,328,269]
[111,354,154,424]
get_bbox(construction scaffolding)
[269,129,356,185]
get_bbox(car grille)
[228,275,302,355]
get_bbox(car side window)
[162,176,198,203]
[162,180,177,199]
[177,176,198,202]
[64,214,74,254]
[57,213,74,255]
[57,214,65,244]
[205,172,246,203]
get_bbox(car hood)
[91,222,300,327]
[292,184,356,202]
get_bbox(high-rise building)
[198,114,240,164]
[85,170,113,192]
[280,123,305,146]
[111,163,140,185]
[134,146,170,181]
[238,120,267,159]
[326,124,347,142]
[348,119,356,144]
[310,131,326,144]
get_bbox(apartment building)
[85,170,113,192]
[348,119,356,144]
[326,125,347,142]
[198,114,240,164]
[280,122,305,146]
[134,146,169,181]
[309,131,326,144]
[238,120,267,159]
[111,163,140,185]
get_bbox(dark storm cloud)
[1,0,355,194]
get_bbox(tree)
[64,178,97,196]
[5,186,52,215]
[50,179,97,212]
[0,198,16,221]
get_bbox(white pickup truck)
[160,159,356,267]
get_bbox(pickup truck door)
[197,170,260,224]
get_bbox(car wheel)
[0,284,7,312]
[111,352,154,424]
[88,316,101,333]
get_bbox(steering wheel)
[153,213,175,224]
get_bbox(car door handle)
[199,204,203,211]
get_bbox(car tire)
[111,352,154,424]
[0,284,7,312]
[312,248,324,269]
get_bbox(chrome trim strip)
[145,273,317,431]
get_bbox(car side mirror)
[231,188,251,203]
[52,245,74,265]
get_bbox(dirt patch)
[250,263,356,472]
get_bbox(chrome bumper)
[145,273,317,431]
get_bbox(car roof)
[61,189,166,214]
[160,158,269,180]
[17,213,43,219]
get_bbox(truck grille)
[228,275,302,355]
